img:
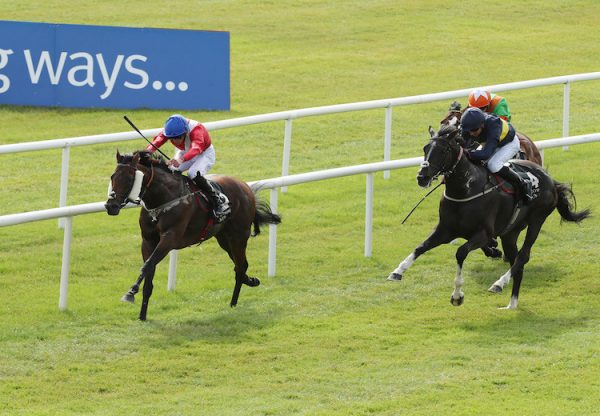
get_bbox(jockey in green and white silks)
[468,89,511,122]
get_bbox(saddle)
[186,176,225,201]
[492,162,540,203]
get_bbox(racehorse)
[441,101,543,166]
[387,125,590,309]
[105,151,281,321]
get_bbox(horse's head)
[105,151,142,216]
[439,101,463,127]
[417,125,462,188]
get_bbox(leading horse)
[105,151,281,320]
[387,125,590,309]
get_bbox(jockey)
[145,114,231,222]
[467,89,511,122]
[460,108,532,203]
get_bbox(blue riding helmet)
[163,114,189,138]
[460,107,486,132]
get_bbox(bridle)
[421,134,463,181]
[108,161,155,208]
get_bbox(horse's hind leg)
[500,220,546,310]
[488,231,519,294]
[216,233,255,307]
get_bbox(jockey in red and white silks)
[145,114,230,222]
[146,116,215,177]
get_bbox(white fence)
[1,71,599,210]
[2,71,600,310]
[1,132,600,310]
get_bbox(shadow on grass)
[469,261,559,290]
[142,303,284,346]
[459,308,595,347]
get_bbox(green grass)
[2,1,600,415]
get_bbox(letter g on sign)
[0,49,14,94]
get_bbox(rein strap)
[443,183,502,202]
[143,192,201,222]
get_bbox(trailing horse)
[441,101,543,166]
[387,125,590,309]
[105,151,281,320]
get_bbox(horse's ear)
[132,152,140,165]
[116,150,121,162]
[428,126,435,138]
[448,101,462,112]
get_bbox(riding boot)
[497,165,533,204]
[193,173,231,223]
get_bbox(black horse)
[387,125,590,309]
[105,151,281,320]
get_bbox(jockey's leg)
[488,136,532,203]
[192,174,231,223]
[496,165,533,204]
[187,146,230,223]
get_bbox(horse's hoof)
[488,284,503,294]
[230,301,237,308]
[450,295,464,306]
[489,248,503,259]
[121,293,135,304]
[245,277,260,287]
[387,273,403,281]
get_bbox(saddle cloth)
[493,161,540,202]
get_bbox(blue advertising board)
[0,21,230,110]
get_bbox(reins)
[443,183,502,202]
[138,162,155,201]
[401,181,444,224]
[402,139,463,224]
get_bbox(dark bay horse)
[441,101,543,166]
[105,151,281,320]
[387,125,590,309]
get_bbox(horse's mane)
[437,124,459,138]
[121,151,183,175]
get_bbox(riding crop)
[123,115,170,160]
[401,181,443,224]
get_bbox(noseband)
[421,136,463,181]
[108,162,155,207]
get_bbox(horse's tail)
[250,185,281,237]
[554,181,591,223]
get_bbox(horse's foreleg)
[121,238,156,304]
[388,226,453,281]
[137,236,174,321]
[451,230,490,306]
[481,238,502,258]
[500,221,545,310]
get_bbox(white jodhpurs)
[486,135,520,173]
[173,145,216,177]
